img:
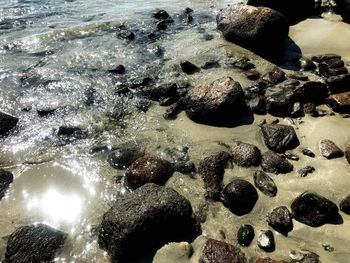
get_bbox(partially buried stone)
[319,139,344,159]
[301,148,315,158]
[261,124,299,153]
[261,151,293,174]
[222,178,258,216]
[289,249,321,263]
[253,170,277,197]
[231,141,261,167]
[284,151,299,161]
[201,238,247,263]
[5,224,66,263]
[267,206,293,233]
[125,156,174,190]
[291,192,339,227]
[180,61,200,74]
[0,169,13,200]
[265,85,294,117]
[257,230,275,252]
[237,224,254,247]
[293,81,328,103]
[298,166,315,177]
[0,111,18,136]
[339,195,350,215]
[107,141,145,169]
[262,67,286,84]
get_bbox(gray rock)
[289,249,321,263]
[301,148,315,158]
[261,124,299,153]
[98,183,198,262]
[261,151,293,174]
[231,141,261,167]
[262,67,286,84]
[0,169,13,200]
[319,139,344,159]
[0,111,18,136]
[253,170,277,197]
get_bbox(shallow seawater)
[0,0,350,262]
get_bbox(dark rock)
[326,74,350,94]
[180,61,200,74]
[179,13,193,24]
[0,111,18,136]
[109,65,125,74]
[261,124,299,153]
[216,3,289,57]
[262,67,286,84]
[299,57,316,71]
[289,249,321,263]
[107,141,145,169]
[201,60,220,69]
[284,151,300,161]
[222,178,258,216]
[340,195,350,214]
[174,161,196,174]
[117,30,135,40]
[291,192,339,227]
[319,139,344,159]
[230,58,255,71]
[201,238,247,263]
[125,156,174,190]
[257,230,275,252]
[267,206,293,233]
[288,72,309,81]
[303,103,318,117]
[245,70,261,80]
[298,166,315,177]
[319,57,344,69]
[198,151,232,199]
[290,102,304,118]
[5,224,66,263]
[237,224,254,247]
[184,7,193,14]
[37,108,56,117]
[231,141,261,167]
[256,258,289,263]
[153,10,170,20]
[301,148,315,157]
[164,102,182,120]
[311,54,341,63]
[327,91,350,113]
[98,183,199,262]
[182,77,247,126]
[157,21,168,30]
[246,96,266,114]
[140,83,178,101]
[293,81,328,103]
[265,85,294,117]
[318,58,348,77]
[261,151,293,174]
[0,169,13,200]
[253,170,277,197]
[345,145,350,164]
[57,126,83,137]
[334,0,350,23]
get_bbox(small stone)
[299,57,316,71]
[327,91,350,113]
[237,224,254,247]
[37,108,56,117]
[346,145,350,164]
[311,54,341,63]
[253,170,277,197]
[261,124,299,153]
[261,151,293,174]
[0,111,18,136]
[157,21,168,30]
[180,61,200,74]
[174,161,195,174]
[231,141,261,167]
[319,139,344,159]
[322,244,335,252]
[265,85,294,117]
[267,206,293,233]
[246,96,266,115]
[289,249,321,263]
[117,30,135,40]
[257,230,275,252]
[245,70,260,80]
[303,103,318,117]
[262,67,286,84]
[230,58,255,71]
[284,151,300,161]
[326,74,350,94]
[108,65,125,74]
[293,81,328,103]
[256,258,289,263]
[339,195,350,215]
[184,7,193,14]
[153,9,170,20]
[298,166,315,177]
[202,238,247,263]
[288,72,309,81]
[0,169,13,200]
[301,148,315,158]
[57,126,83,137]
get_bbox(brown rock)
[327,91,350,113]
[263,67,286,84]
[267,206,293,233]
[319,139,344,159]
[256,258,289,263]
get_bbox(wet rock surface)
[291,192,339,227]
[298,166,315,177]
[261,151,293,174]
[301,148,315,158]
[98,183,198,262]
[339,195,350,215]
[201,238,247,263]
[107,141,145,169]
[262,67,286,84]
[0,111,18,136]
[0,169,13,200]
[231,141,261,167]
[257,230,275,252]
[327,91,350,113]
[326,74,350,94]
[267,206,293,233]
[293,81,328,104]
[319,139,344,159]
[253,170,277,197]
[345,145,350,164]
[5,224,66,263]
[261,124,299,152]
[289,249,321,263]
[222,178,258,216]
[125,156,174,190]
[237,224,255,247]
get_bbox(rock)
[257,230,275,252]
[253,170,277,197]
[289,249,321,263]
[288,72,309,81]
[265,85,294,117]
[153,9,171,20]
[231,141,261,167]
[216,3,289,57]
[140,83,178,102]
[298,166,315,177]
[57,126,83,137]
[318,58,348,77]
[198,151,232,199]
[326,74,350,94]
[107,141,145,169]
[182,77,247,126]
[261,151,293,174]
[345,145,350,164]
[267,206,293,233]
[303,103,318,117]
[164,102,182,120]
[340,195,350,215]
[5,224,66,263]
[301,148,315,158]
[125,156,174,190]
[245,70,261,80]
[319,139,344,159]
[0,169,13,200]
[230,58,255,71]
[284,151,300,161]
[293,81,328,103]
[291,192,339,227]
[246,96,266,114]
[180,61,200,74]
[247,0,315,24]
[261,124,299,153]
[237,224,255,247]
[256,258,289,263]
[108,65,125,74]
[37,108,56,117]
[311,54,341,63]
[290,102,304,117]
[327,91,350,113]
[262,67,286,84]
[174,161,196,174]
[98,184,198,262]
[0,111,18,136]
[201,238,247,263]
[117,30,135,40]
[299,57,317,71]
[157,21,168,30]
[222,178,258,216]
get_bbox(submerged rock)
[340,195,350,215]
[257,230,275,252]
[319,139,344,159]
[107,141,145,169]
[98,183,198,262]
[216,3,288,58]
[180,61,200,74]
[0,111,18,136]
[231,141,261,167]
[201,238,247,263]
[182,76,247,126]
[0,169,13,200]
[261,124,299,153]
[5,224,66,263]
[57,126,83,137]
[125,156,174,190]
[237,224,255,247]
[301,148,315,158]
[253,170,277,197]
[261,151,293,174]
[327,91,350,113]
[291,192,339,227]
[222,178,258,216]
[267,206,293,233]
[198,151,232,199]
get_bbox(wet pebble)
[37,108,56,117]
[231,141,261,167]
[299,57,316,71]
[290,102,304,117]
[303,103,318,117]
[262,67,286,84]
[237,224,254,247]
[284,151,299,161]
[174,161,195,174]
[245,69,260,80]
[153,9,171,20]
[261,124,299,153]
[267,206,293,233]
[180,61,200,74]
[298,166,315,177]
[301,148,315,158]
[0,169,13,200]
[117,30,135,40]
[57,126,83,137]
[257,230,275,252]
[339,195,350,215]
[0,111,18,136]
[253,170,277,197]
[261,151,293,174]
[319,139,344,159]
[246,96,266,115]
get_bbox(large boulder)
[98,183,199,262]
[217,3,289,58]
[0,169,13,200]
[0,111,18,136]
[5,224,66,263]
[182,77,247,126]
[247,0,315,24]
[261,124,299,153]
